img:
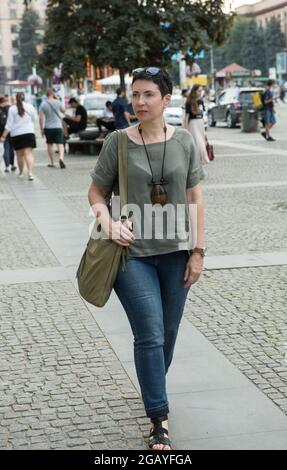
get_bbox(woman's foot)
[11,166,17,172]
[4,168,9,173]
[59,159,66,169]
[148,416,172,451]
[28,174,34,181]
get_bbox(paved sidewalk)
[1,110,287,449]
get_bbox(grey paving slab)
[205,252,287,270]
[0,267,68,285]
[8,178,88,268]
[212,139,287,157]
[168,387,287,442]
[204,181,287,189]
[178,430,287,450]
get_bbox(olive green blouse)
[90,127,204,257]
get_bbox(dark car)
[208,87,264,128]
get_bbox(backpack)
[253,91,264,110]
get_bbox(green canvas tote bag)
[76,130,128,307]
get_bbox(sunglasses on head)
[132,67,161,76]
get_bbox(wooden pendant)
[150,184,168,206]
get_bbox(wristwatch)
[191,247,206,258]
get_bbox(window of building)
[11,25,18,34]
[12,39,18,49]
[10,10,17,19]
[13,55,18,65]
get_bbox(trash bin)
[241,108,258,132]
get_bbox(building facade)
[0,0,47,82]
[236,0,287,34]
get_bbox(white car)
[83,92,116,119]
[164,95,184,126]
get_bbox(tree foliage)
[39,0,232,85]
[17,8,41,80]
[265,17,287,71]
[198,16,286,77]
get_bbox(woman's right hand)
[109,219,135,247]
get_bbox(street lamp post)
[210,45,215,91]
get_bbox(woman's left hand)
[184,253,204,288]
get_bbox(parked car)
[164,95,184,126]
[84,92,116,124]
[207,87,264,128]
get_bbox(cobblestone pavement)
[0,281,149,450]
[186,266,287,415]
[0,104,287,449]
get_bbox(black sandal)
[148,415,172,450]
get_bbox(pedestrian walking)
[39,89,66,169]
[184,85,210,165]
[63,98,87,136]
[88,67,205,450]
[0,92,37,181]
[112,88,129,129]
[261,79,276,142]
[96,101,116,138]
[0,95,16,173]
[279,81,286,103]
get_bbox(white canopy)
[98,74,132,85]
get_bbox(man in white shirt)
[96,101,116,138]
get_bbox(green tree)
[40,0,233,88]
[225,17,250,66]
[17,9,41,80]
[265,17,286,71]
[241,19,266,73]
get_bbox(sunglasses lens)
[132,67,160,76]
[146,67,160,75]
[132,68,144,74]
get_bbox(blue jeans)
[3,135,15,168]
[114,250,190,419]
[264,109,276,126]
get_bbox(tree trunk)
[119,68,126,93]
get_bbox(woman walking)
[184,85,210,165]
[88,68,205,450]
[0,92,37,181]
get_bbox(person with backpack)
[0,92,37,181]
[39,89,66,168]
[0,95,16,173]
[261,80,276,142]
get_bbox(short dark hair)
[106,101,112,107]
[116,88,124,96]
[69,97,78,105]
[266,79,275,87]
[132,68,173,97]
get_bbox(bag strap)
[116,130,129,271]
[47,101,63,121]
[117,130,128,216]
